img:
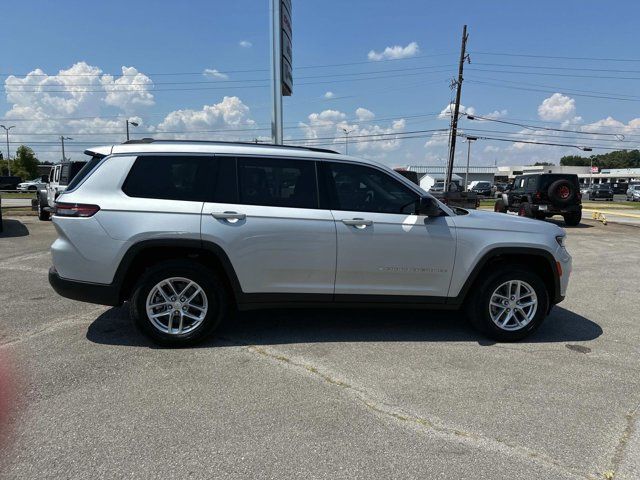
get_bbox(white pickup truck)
[35,161,87,220]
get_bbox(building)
[407,165,496,189]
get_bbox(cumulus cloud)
[1,63,261,161]
[438,103,476,119]
[537,93,576,121]
[203,68,229,80]
[368,42,419,61]
[324,91,335,99]
[154,96,255,136]
[239,40,252,48]
[355,107,375,121]
[298,107,405,157]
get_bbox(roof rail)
[121,138,339,154]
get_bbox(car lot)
[0,216,639,479]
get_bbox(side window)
[59,164,70,185]
[237,157,318,209]
[513,177,525,191]
[54,166,61,183]
[326,162,418,214]
[525,176,537,190]
[122,155,210,201]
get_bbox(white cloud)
[203,68,229,80]
[368,42,419,61]
[239,40,252,48]
[355,107,375,121]
[486,109,508,119]
[298,107,406,158]
[438,103,476,119]
[154,96,255,136]
[100,66,155,113]
[537,93,576,121]
[324,91,335,99]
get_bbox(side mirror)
[417,196,441,217]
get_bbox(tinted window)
[59,164,70,185]
[326,162,417,214]
[525,176,537,190]
[237,157,317,209]
[123,155,210,201]
[66,158,101,191]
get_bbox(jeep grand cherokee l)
[48,140,572,346]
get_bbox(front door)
[323,161,456,299]
[200,156,336,296]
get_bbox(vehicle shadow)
[546,218,593,229]
[86,305,602,349]
[0,219,29,238]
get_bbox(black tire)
[518,202,532,218]
[534,211,546,220]
[563,211,581,226]
[130,260,229,347]
[37,201,50,221]
[548,179,577,206]
[466,267,549,341]
[494,199,507,213]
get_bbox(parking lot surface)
[0,216,639,479]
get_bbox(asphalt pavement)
[0,216,638,479]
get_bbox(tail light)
[54,202,100,217]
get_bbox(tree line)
[0,146,43,180]
[560,149,640,169]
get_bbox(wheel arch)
[114,239,243,305]
[449,247,561,308]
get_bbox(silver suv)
[48,140,572,346]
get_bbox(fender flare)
[448,246,561,306]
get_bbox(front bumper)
[49,266,121,306]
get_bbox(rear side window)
[237,157,318,209]
[123,155,210,202]
[66,157,102,191]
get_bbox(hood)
[454,208,565,236]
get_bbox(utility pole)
[445,25,469,192]
[342,127,353,155]
[60,136,72,162]
[464,136,477,191]
[1,125,15,176]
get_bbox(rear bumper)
[532,203,582,214]
[48,266,121,306]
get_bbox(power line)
[467,67,640,81]
[470,51,640,63]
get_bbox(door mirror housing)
[416,196,441,217]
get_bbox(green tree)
[532,161,555,166]
[560,149,640,168]
[11,145,39,179]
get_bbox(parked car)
[471,181,493,197]
[18,176,47,191]
[36,160,87,220]
[588,184,614,201]
[626,184,640,202]
[0,176,22,190]
[494,173,582,226]
[49,139,571,346]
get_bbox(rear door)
[322,160,456,299]
[200,156,336,296]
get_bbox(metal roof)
[407,165,497,174]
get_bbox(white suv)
[49,140,572,346]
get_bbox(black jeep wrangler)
[494,173,582,226]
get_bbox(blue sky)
[1,0,639,165]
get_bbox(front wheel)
[494,199,507,213]
[37,201,50,221]
[563,211,582,226]
[466,268,549,341]
[130,260,229,347]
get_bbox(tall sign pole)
[445,25,469,192]
[270,0,292,144]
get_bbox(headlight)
[556,235,566,247]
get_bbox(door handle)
[342,218,373,228]
[211,211,246,221]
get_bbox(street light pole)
[60,136,72,162]
[464,136,477,191]
[342,128,353,155]
[126,120,139,141]
[0,125,15,176]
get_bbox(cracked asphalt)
[0,216,638,479]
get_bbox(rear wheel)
[466,267,549,341]
[37,201,50,221]
[563,211,582,226]
[518,203,532,218]
[130,260,229,347]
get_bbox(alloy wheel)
[489,280,538,331]
[145,277,208,335]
